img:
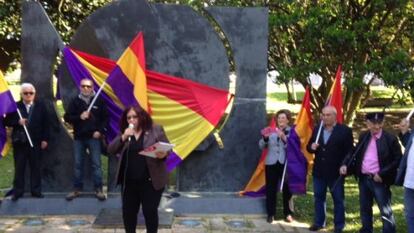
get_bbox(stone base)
[0,192,265,216]
[93,208,174,229]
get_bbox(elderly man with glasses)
[4,83,49,201]
[64,78,108,201]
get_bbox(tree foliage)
[1,0,413,123]
[267,1,414,123]
[0,0,111,71]
[148,0,414,123]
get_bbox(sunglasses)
[127,115,138,120]
[23,92,34,96]
[81,85,92,88]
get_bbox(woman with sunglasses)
[108,106,169,233]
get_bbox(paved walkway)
[0,214,331,233]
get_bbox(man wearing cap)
[306,106,353,233]
[395,118,414,233]
[340,112,402,233]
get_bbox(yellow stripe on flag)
[148,90,214,159]
[0,70,9,93]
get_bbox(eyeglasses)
[127,115,138,120]
[81,85,92,89]
[23,92,34,96]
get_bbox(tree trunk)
[344,89,364,125]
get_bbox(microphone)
[128,123,134,141]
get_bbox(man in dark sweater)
[64,78,108,201]
[307,106,353,233]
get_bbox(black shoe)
[11,195,20,202]
[266,215,273,223]
[309,224,323,231]
[31,193,44,198]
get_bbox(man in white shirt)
[396,119,414,233]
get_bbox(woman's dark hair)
[275,109,292,123]
[120,106,153,132]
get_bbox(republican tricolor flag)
[327,65,343,124]
[0,70,17,158]
[240,87,313,196]
[106,32,148,111]
[62,32,233,171]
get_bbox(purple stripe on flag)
[106,67,138,108]
[0,119,7,157]
[166,152,182,172]
[242,186,266,197]
[63,48,94,87]
[0,91,16,115]
[286,126,308,195]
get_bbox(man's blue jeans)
[73,138,103,190]
[405,187,414,233]
[358,175,395,233]
[312,176,345,231]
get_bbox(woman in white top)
[259,109,294,223]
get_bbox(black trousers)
[122,179,164,233]
[265,162,293,218]
[13,143,41,197]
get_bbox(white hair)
[322,105,337,116]
[20,83,36,93]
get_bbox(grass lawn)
[0,151,14,196]
[289,177,407,233]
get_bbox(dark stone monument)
[20,1,72,192]
[20,0,268,193]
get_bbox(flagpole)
[16,109,34,148]
[86,82,107,112]
[314,121,323,143]
[280,160,288,192]
[406,108,414,121]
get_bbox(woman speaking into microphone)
[108,106,170,233]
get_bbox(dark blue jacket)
[349,130,402,185]
[4,100,50,147]
[307,123,353,181]
[395,131,412,186]
[63,95,108,140]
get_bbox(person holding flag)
[306,106,353,233]
[259,109,295,223]
[64,78,108,201]
[3,83,50,201]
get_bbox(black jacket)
[395,131,411,186]
[307,123,353,181]
[344,130,402,185]
[4,100,50,146]
[63,95,108,140]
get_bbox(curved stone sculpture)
[21,0,267,192]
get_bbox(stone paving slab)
[0,215,333,233]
